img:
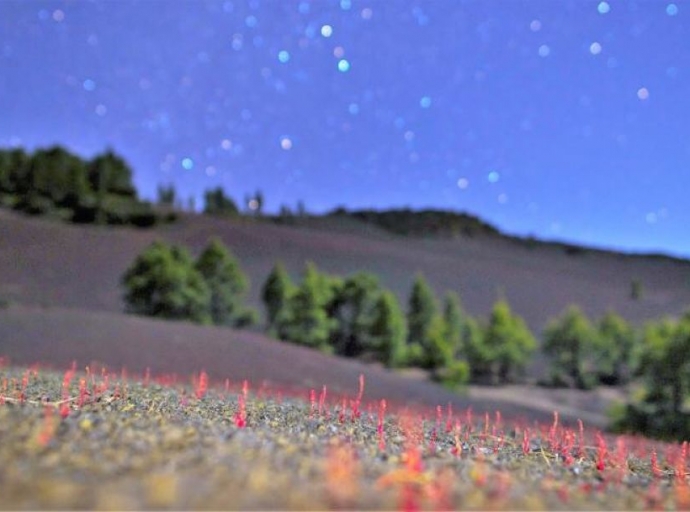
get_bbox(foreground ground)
[1,364,688,510]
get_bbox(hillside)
[1,207,689,424]
[2,207,689,335]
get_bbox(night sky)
[1,1,689,256]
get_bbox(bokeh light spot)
[95,104,107,116]
[278,50,290,63]
[530,19,541,32]
[637,87,649,100]
[337,59,350,72]
[298,1,310,14]
[280,136,293,150]
[221,139,233,150]
[182,158,194,170]
[348,103,359,115]
[589,42,602,55]
[340,0,352,10]
[245,15,257,28]
[333,46,345,58]
[667,3,679,16]
[361,7,373,20]
[488,171,500,183]
[83,79,96,91]
[457,178,469,190]
[538,44,550,57]
[321,24,333,37]
[419,96,432,108]
[52,9,65,22]
[597,1,610,14]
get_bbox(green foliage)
[482,299,536,385]
[0,145,170,227]
[339,208,500,238]
[613,316,690,440]
[204,187,239,216]
[543,305,597,389]
[195,238,256,327]
[329,272,383,358]
[442,292,464,357]
[630,279,643,301]
[406,273,438,366]
[436,359,471,390]
[594,311,636,385]
[285,262,335,352]
[370,291,408,368]
[122,241,211,324]
[88,149,137,198]
[261,262,296,339]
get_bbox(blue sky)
[1,1,689,256]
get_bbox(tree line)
[121,239,690,440]
[0,146,174,226]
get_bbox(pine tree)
[370,291,408,368]
[595,311,636,385]
[261,261,295,338]
[442,291,464,357]
[195,238,255,327]
[286,262,334,351]
[543,305,596,389]
[406,273,438,366]
[484,299,536,384]
[330,272,382,357]
[122,241,210,324]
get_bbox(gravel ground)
[0,364,687,511]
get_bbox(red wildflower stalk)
[676,442,688,483]
[378,399,387,451]
[242,379,249,399]
[224,378,230,393]
[549,411,559,451]
[144,367,151,388]
[339,397,346,424]
[319,385,327,417]
[651,450,662,479]
[235,393,247,428]
[0,378,7,405]
[577,419,585,458]
[452,421,463,457]
[445,403,454,433]
[357,373,365,403]
[562,429,574,466]
[77,378,87,407]
[195,370,208,400]
[436,405,443,430]
[37,405,56,447]
[595,432,607,471]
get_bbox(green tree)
[406,273,438,366]
[595,311,636,385]
[370,291,408,368]
[25,146,89,208]
[614,316,690,440]
[203,187,239,216]
[195,238,256,327]
[261,261,296,339]
[285,262,334,352]
[483,299,536,384]
[442,292,464,357]
[122,241,210,323]
[88,149,136,198]
[543,305,596,389]
[0,148,30,196]
[329,272,383,358]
